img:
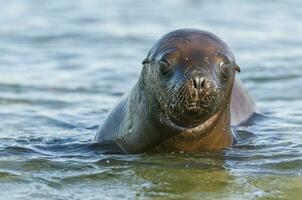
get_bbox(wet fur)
[95,29,257,153]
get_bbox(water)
[0,0,302,199]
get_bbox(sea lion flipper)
[230,78,258,126]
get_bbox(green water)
[0,0,302,199]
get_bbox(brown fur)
[95,29,257,154]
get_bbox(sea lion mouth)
[186,102,201,110]
[176,88,223,126]
[185,100,212,111]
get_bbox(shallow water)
[0,0,302,199]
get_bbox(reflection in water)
[0,0,302,199]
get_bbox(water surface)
[0,0,302,199]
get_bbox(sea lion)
[94,29,257,154]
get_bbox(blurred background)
[0,0,302,199]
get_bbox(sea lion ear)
[142,58,150,65]
[235,65,241,73]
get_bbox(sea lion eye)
[159,59,172,76]
[220,61,231,78]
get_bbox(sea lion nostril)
[201,78,205,88]
[192,77,206,90]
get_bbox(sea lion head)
[142,29,240,128]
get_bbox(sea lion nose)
[192,77,206,90]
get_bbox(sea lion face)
[143,29,240,127]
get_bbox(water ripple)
[0,0,301,199]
